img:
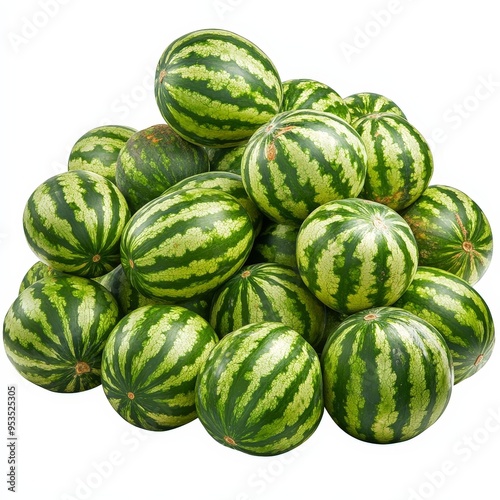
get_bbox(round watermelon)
[281,78,351,122]
[209,263,327,350]
[296,198,419,314]
[394,266,495,384]
[343,92,406,124]
[241,109,367,225]
[195,321,323,456]
[115,124,209,212]
[401,184,493,285]
[154,28,283,147]
[101,304,218,431]
[3,274,120,392]
[321,307,454,444]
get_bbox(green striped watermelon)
[281,78,351,122]
[154,28,283,148]
[101,304,218,431]
[120,187,254,301]
[98,265,211,319]
[241,109,367,225]
[343,92,406,124]
[206,144,246,174]
[23,170,131,278]
[393,266,495,384]
[3,274,120,392]
[401,185,493,285]
[209,263,327,350]
[115,124,209,212]
[18,261,65,293]
[321,306,454,444]
[354,112,434,211]
[247,220,299,268]
[163,171,263,233]
[195,321,323,456]
[296,198,419,314]
[68,125,136,182]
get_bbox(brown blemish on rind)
[127,392,135,400]
[75,361,91,375]
[224,436,236,446]
[158,69,167,83]
[129,259,134,269]
[241,270,252,278]
[92,254,101,263]
[474,354,484,366]
[363,313,379,321]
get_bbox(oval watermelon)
[154,28,283,147]
[23,170,131,278]
[101,304,218,431]
[120,187,254,301]
[68,124,136,182]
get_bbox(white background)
[1,1,499,499]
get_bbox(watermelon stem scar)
[224,436,236,446]
[75,361,91,375]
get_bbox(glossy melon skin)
[3,275,120,393]
[296,198,419,315]
[195,321,323,456]
[101,304,218,431]
[321,307,454,444]
[154,28,283,148]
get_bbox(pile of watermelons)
[3,28,495,455]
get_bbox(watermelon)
[321,306,454,444]
[354,112,434,211]
[120,187,254,301]
[115,124,209,212]
[394,266,495,384]
[206,144,246,174]
[18,261,65,293]
[209,263,327,350]
[296,198,419,314]
[241,109,367,225]
[247,220,299,268]
[281,78,351,122]
[98,265,211,319]
[68,125,136,182]
[23,170,131,278]
[101,304,218,431]
[3,274,120,392]
[195,321,323,456]
[343,92,406,124]
[154,28,283,148]
[401,184,493,285]
[163,171,263,233]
